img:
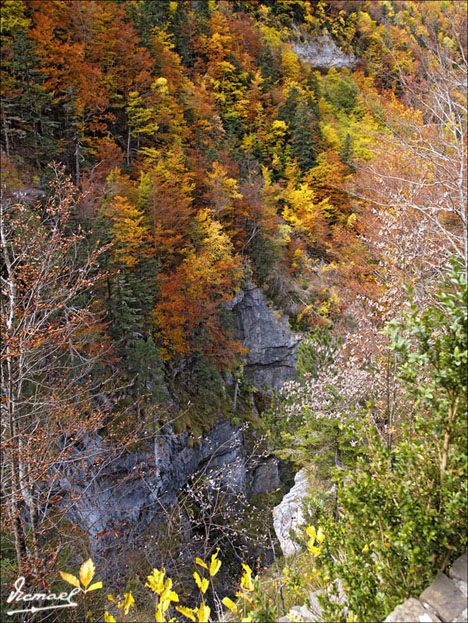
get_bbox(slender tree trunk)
[386,353,397,453]
[3,116,10,158]
[126,127,131,166]
[75,139,81,186]
[8,410,28,574]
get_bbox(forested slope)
[1,1,466,621]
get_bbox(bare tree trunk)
[126,127,131,166]
[75,139,81,186]
[3,116,10,158]
[233,378,240,413]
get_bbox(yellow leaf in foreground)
[176,605,197,621]
[155,602,165,622]
[307,543,321,556]
[160,588,179,603]
[87,581,103,592]
[193,571,209,593]
[195,557,208,570]
[209,549,221,577]
[121,592,135,615]
[240,565,254,592]
[306,525,316,544]
[197,602,210,623]
[59,571,80,589]
[146,568,166,594]
[104,612,116,623]
[79,559,95,589]
[222,596,238,612]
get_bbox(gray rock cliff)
[292,33,356,70]
[60,420,280,555]
[231,282,301,389]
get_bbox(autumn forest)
[1,1,467,621]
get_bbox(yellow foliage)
[151,25,175,50]
[281,47,301,82]
[306,525,325,556]
[282,181,328,244]
[222,596,238,612]
[1,0,31,34]
[321,123,341,150]
[59,571,80,589]
[193,571,209,594]
[104,195,151,268]
[60,559,102,594]
[270,119,288,134]
[209,548,222,577]
[79,559,94,589]
[240,563,255,592]
[197,602,211,622]
[176,605,197,621]
[146,568,169,594]
[195,557,208,570]
[259,23,283,50]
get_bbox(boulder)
[420,573,467,623]
[384,598,441,622]
[279,604,318,622]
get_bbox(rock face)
[292,33,356,70]
[249,457,281,495]
[60,420,280,554]
[273,469,310,558]
[59,281,300,567]
[231,282,301,389]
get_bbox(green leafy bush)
[316,259,467,621]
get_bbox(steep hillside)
[1,1,466,621]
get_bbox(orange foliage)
[140,149,195,261]
[154,210,244,366]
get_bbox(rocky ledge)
[273,468,310,558]
[385,553,467,623]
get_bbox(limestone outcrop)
[273,468,309,558]
[60,420,280,556]
[292,33,356,70]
